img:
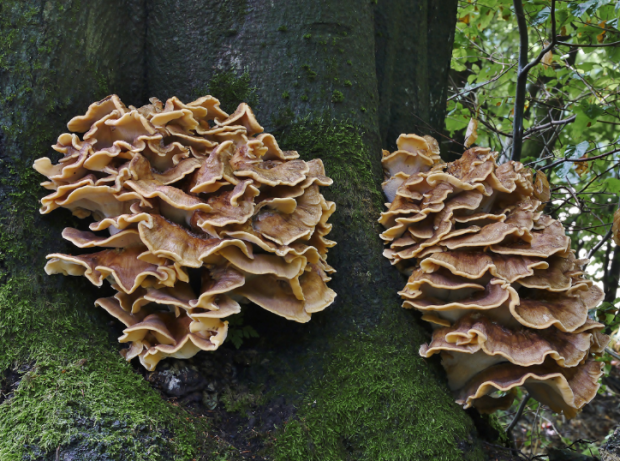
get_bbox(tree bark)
[0,1,489,459]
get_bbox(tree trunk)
[0,1,491,459]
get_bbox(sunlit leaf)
[464,118,479,147]
[574,154,589,176]
[542,49,553,68]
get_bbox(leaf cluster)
[447,0,620,331]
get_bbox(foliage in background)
[447,0,620,457]
[447,0,620,329]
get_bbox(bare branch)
[537,148,620,172]
[605,347,620,361]
[477,116,513,138]
[589,229,613,259]
[523,115,576,136]
[558,40,620,48]
[447,64,515,101]
[506,393,530,437]
[511,0,557,162]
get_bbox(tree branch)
[477,115,513,138]
[558,40,620,48]
[523,115,576,136]
[588,229,613,259]
[605,243,620,307]
[507,393,530,437]
[447,64,515,101]
[537,147,620,172]
[511,0,556,162]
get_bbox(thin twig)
[524,115,576,136]
[558,40,620,48]
[478,115,513,138]
[448,64,516,101]
[511,0,557,161]
[570,222,612,232]
[605,347,620,361]
[562,59,605,102]
[538,148,620,171]
[507,393,530,436]
[588,229,613,259]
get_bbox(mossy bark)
[1,1,490,459]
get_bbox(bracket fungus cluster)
[380,134,609,418]
[35,94,336,370]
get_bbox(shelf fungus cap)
[35,94,336,370]
[380,133,607,417]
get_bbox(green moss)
[485,414,510,445]
[277,25,287,32]
[303,34,312,40]
[276,118,382,224]
[202,70,259,113]
[331,90,345,103]
[302,64,318,81]
[272,320,481,460]
[268,119,481,460]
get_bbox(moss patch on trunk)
[272,320,483,461]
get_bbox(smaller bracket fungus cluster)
[379,134,609,418]
[35,94,336,370]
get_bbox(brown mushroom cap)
[35,94,336,370]
[380,133,608,417]
[455,360,603,418]
[67,95,128,133]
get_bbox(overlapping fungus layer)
[35,94,337,370]
[380,134,608,418]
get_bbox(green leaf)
[569,0,600,17]
[580,100,605,120]
[530,7,551,25]
[603,178,620,193]
[566,141,590,159]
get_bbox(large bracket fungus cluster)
[35,94,337,370]
[379,134,609,418]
